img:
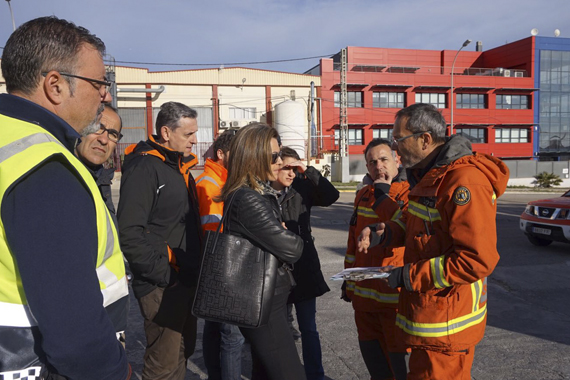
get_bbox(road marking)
[497,211,520,217]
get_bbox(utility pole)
[450,39,471,136]
[340,48,348,157]
[338,48,350,182]
[6,0,16,31]
[104,54,118,109]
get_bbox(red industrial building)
[308,38,538,161]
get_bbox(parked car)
[520,189,570,246]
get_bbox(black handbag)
[192,190,279,328]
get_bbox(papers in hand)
[330,267,393,281]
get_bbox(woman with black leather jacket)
[217,123,306,380]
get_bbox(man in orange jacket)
[195,129,244,380]
[359,103,509,380]
[343,138,409,380]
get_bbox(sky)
[1,0,569,74]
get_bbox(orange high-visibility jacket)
[345,178,409,312]
[379,151,509,351]
[195,158,227,232]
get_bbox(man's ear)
[394,153,402,166]
[422,132,433,150]
[42,71,66,105]
[159,125,170,142]
[216,148,225,161]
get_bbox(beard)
[81,119,101,137]
[81,104,106,137]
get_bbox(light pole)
[450,39,471,136]
[5,0,16,31]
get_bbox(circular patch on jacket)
[453,186,471,206]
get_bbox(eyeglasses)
[271,151,282,164]
[391,131,431,147]
[42,71,113,97]
[94,124,123,143]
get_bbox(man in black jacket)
[117,101,202,380]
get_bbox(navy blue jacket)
[0,94,129,380]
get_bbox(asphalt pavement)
[114,186,570,380]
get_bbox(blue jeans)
[295,298,325,380]
[202,320,244,380]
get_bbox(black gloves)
[388,267,405,289]
[373,182,391,200]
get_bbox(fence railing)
[332,63,528,78]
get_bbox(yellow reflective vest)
[0,114,128,374]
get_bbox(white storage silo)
[274,100,307,159]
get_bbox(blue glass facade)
[535,37,570,159]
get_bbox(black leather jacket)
[224,186,304,294]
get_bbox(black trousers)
[239,291,307,380]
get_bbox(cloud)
[1,0,569,73]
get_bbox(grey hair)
[155,102,198,134]
[394,103,447,144]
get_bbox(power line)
[106,54,335,67]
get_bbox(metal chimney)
[476,41,483,52]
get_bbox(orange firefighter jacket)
[195,158,227,232]
[345,177,409,312]
[378,149,509,351]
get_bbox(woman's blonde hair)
[217,122,280,202]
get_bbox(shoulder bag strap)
[210,189,239,249]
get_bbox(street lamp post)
[5,0,16,31]
[450,39,471,136]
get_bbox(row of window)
[334,92,531,110]
[334,128,530,146]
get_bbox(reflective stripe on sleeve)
[394,218,406,232]
[201,214,222,225]
[471,279,482,312]
[344,254,355,264]
[408,201,441,222]
[430,255,451,289]
[391,209,403,221]
[196,176,221,188]
[356,206,377,219]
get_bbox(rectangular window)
[494,128,529,143]
[334,129,363,145]
[229,107,256,119]
[372,92,405,108]
[415,93,446,108]
[334,92,363,108]
[456,93,486,109]
[372,129,393,140]
[496,95,530,110]
[455,128,485,143]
